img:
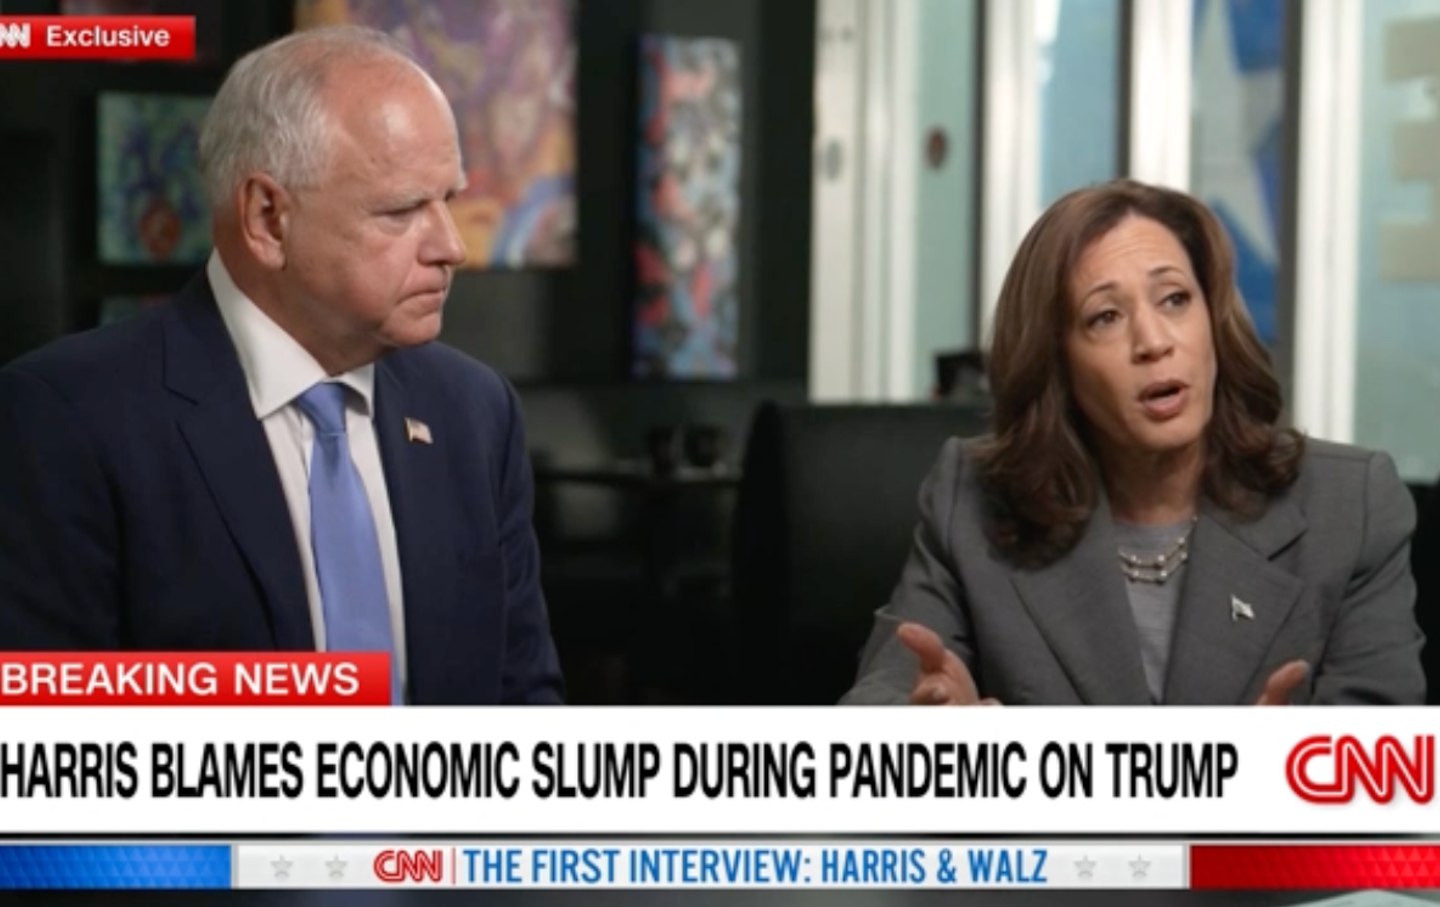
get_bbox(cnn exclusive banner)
[0,707,1433,835]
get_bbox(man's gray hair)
[199,26,417,210]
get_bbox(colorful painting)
[295,0,577,269]
[97,92,211,266]
[633,35,742,380]
[60,0,220,61]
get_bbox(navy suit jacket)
[0,275,563,704]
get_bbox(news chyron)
[0,652,1439,891]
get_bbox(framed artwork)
[294,0,577,269]
[97,92,211,266]
[632,34,742,380]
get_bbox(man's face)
[281,68,467,362]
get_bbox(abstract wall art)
[632,34,742,380]
[295,0,577,269]
[97,92,211,265]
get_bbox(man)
[0,27,563,704]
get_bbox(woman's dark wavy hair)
[971,179,1304,566]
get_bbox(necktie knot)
[296,382,349,437]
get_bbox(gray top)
[1114,519,1192,703]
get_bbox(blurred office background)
[1,0,1437,705]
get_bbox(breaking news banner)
[0,16,195,61]
[0,652,390,705]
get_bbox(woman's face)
[1064,214,1216,463]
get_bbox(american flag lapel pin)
[1230,594,1255,622]
[404,417,433,445]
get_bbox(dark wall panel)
[0,132,64,365]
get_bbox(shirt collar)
[207,251,375,420]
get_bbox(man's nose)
[422,200,467,267]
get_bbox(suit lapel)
[1162,498,1305,703]
[375,358,498,704]
[1011,495,1153,704]
[164,280,312,649]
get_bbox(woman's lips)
[1139,381,1187,419]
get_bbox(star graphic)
[1074,856,1096,880]
[1192,0,1281,265]
[1130,855,1151,880]
[271,855,294,881]
[326,856,347,880]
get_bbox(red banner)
[1192,844,1440,889]
[0,16,195,61]
[0,652,391,705]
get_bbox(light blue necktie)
[295,382,402,705]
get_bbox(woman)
[842,180,1424,705]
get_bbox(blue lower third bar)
[0,845,231,889]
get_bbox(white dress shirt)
[207,252,409,694]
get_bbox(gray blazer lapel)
[1011,495,1152,704]
[1162,499,1306,704]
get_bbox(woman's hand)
[1254,660,1310,705]
[899,622,1306,705]
[896,622,1001,705]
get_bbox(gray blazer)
[842,438,1425,705]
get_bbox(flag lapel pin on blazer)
[404,417,432,444]
[1230,594,1255,622]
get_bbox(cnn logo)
[372,849,446,884]
[0,23,30,48]
[1286,734,1435,804]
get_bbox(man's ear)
[238,173,292,270]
